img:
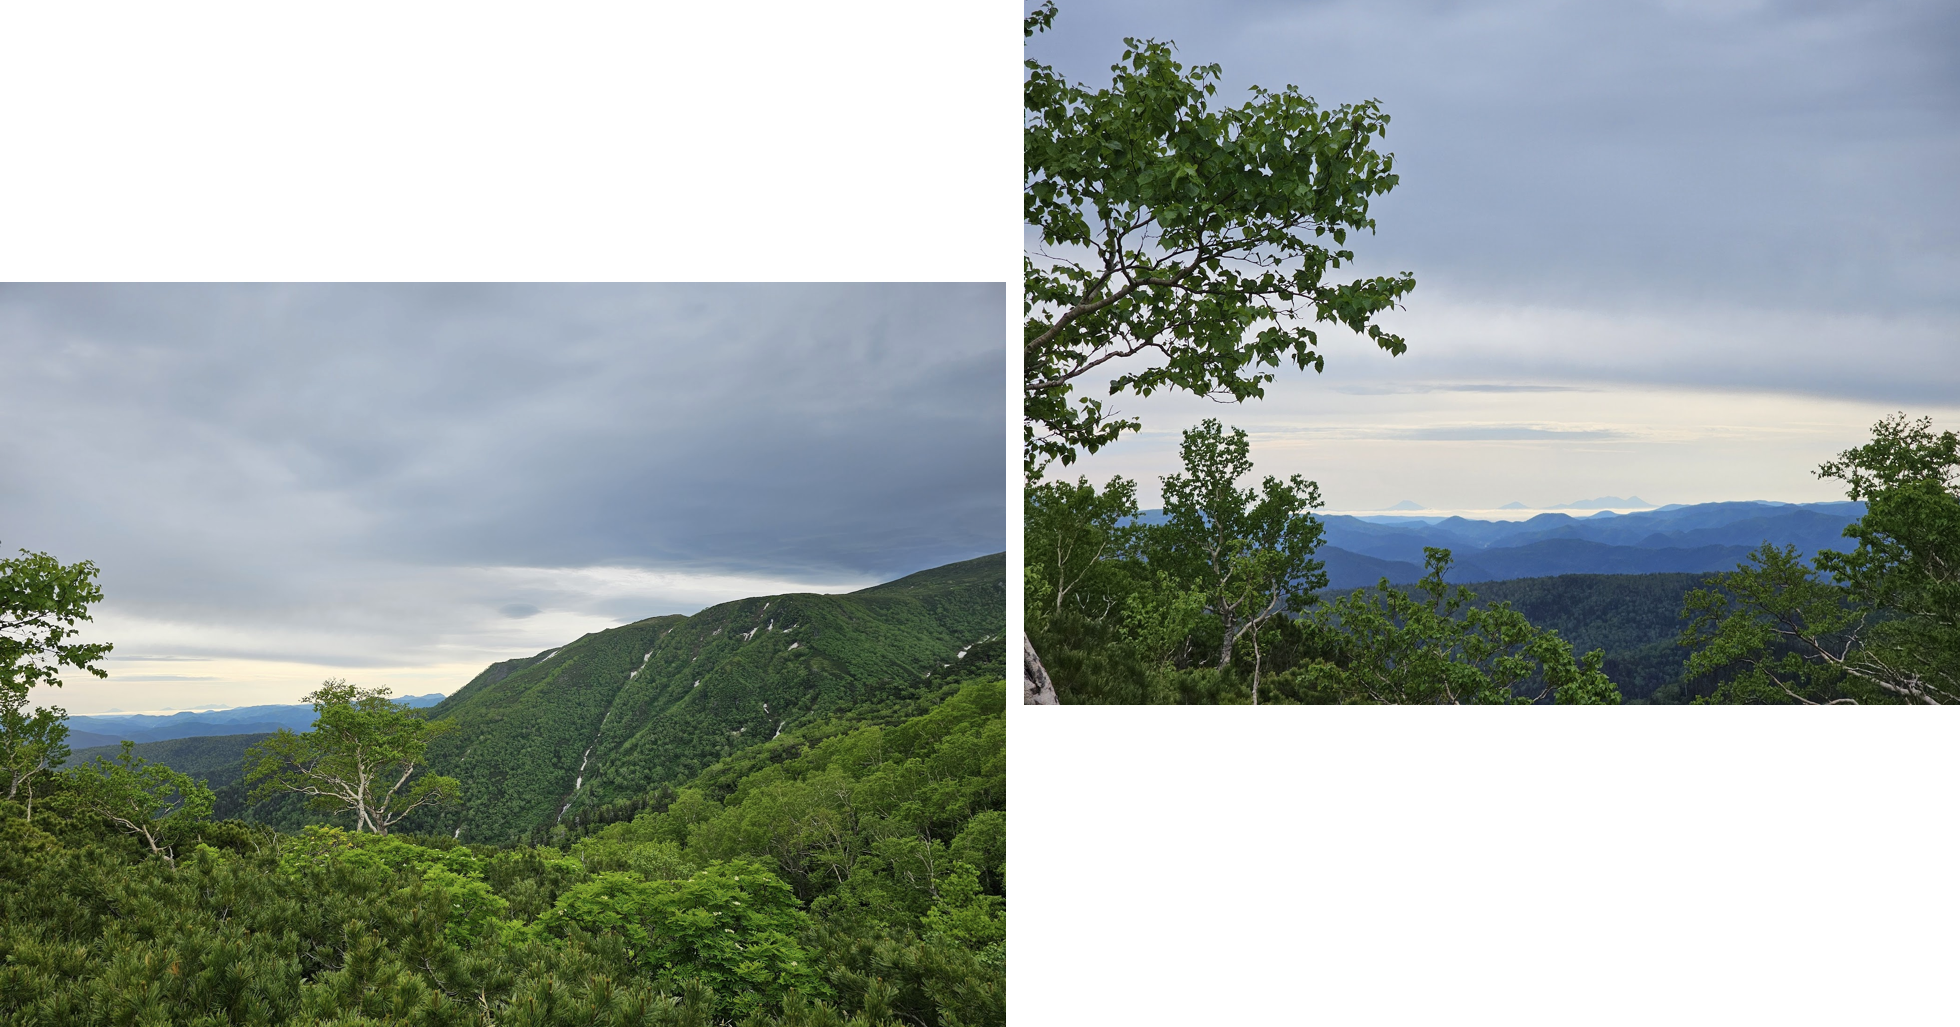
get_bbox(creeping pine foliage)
[1024,1,1415,475]
[1681,413,1960,704]
[536,861,823,1016]
[0,678,1007,1026]
[0,556,1007,1023]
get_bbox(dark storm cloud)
[0,284,1006,616]
[1029,0,1960,388]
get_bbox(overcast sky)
[1029,0,1959,512]
[2,284,1005,713]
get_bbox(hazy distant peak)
[1499,501,1529,510]
[1387,500,1426,510]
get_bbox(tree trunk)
[1217,614,1237,670]
[1251,625,1261,706]
[1024,633,1060,705]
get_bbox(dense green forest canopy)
[1026,425,1618,704]
[72,732,273,819]
[1030,413,1953,705]
[68,556,1005,841]
[1,547,1007,1025]
[419,554,1003,843]
[1444,574,1710,703]
[3,678,1006,1027]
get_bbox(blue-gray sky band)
[0,284,1005,708]
[1028,0,1959,401]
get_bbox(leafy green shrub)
[538,860,822,1017]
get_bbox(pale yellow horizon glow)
[1059,382,1958,512]
[51,657,492,717]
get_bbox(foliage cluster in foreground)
[1682,414,1958,704]
[1027,419,1617,704]
[0,679,1006,1026]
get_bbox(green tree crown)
[1,547,111,815]
[1305,549,1620,705]
[1025,3,1415,474]
[67,739,215,863]
[1155,419,1327,676]
[245,678,461,834]
[1682,413,1959,703]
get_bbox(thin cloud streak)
[1031,0,1953,512]
[1029,1,1958,411]
[1059,381,1960,512]
[4,284,1005,711]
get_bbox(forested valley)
[0,553,1006,1026]
[1025,415,1958,706]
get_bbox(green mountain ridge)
[423,553,1006,842]
[69,732,273,797]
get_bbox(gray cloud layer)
[1030,0,1959,396]
[0,284,1005,628]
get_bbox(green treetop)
[1304,549,1620,705]
[1683,413,1959,703]
[1155,419,1326,681]
[67,739,215,863]
[246,679,461,833]
[1024,1,1415,475]
[1,547,111,815]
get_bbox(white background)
[4,3,1954,1024]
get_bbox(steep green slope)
[417,615,688,843]
[424,554,1004,842]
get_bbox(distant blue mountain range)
[63,693,446,749]
[1135,500,1865,590]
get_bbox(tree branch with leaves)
[1024,1,1415,476]
[1681,413,1959,704]
[1,547,112,815]
[68,740,215,863]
